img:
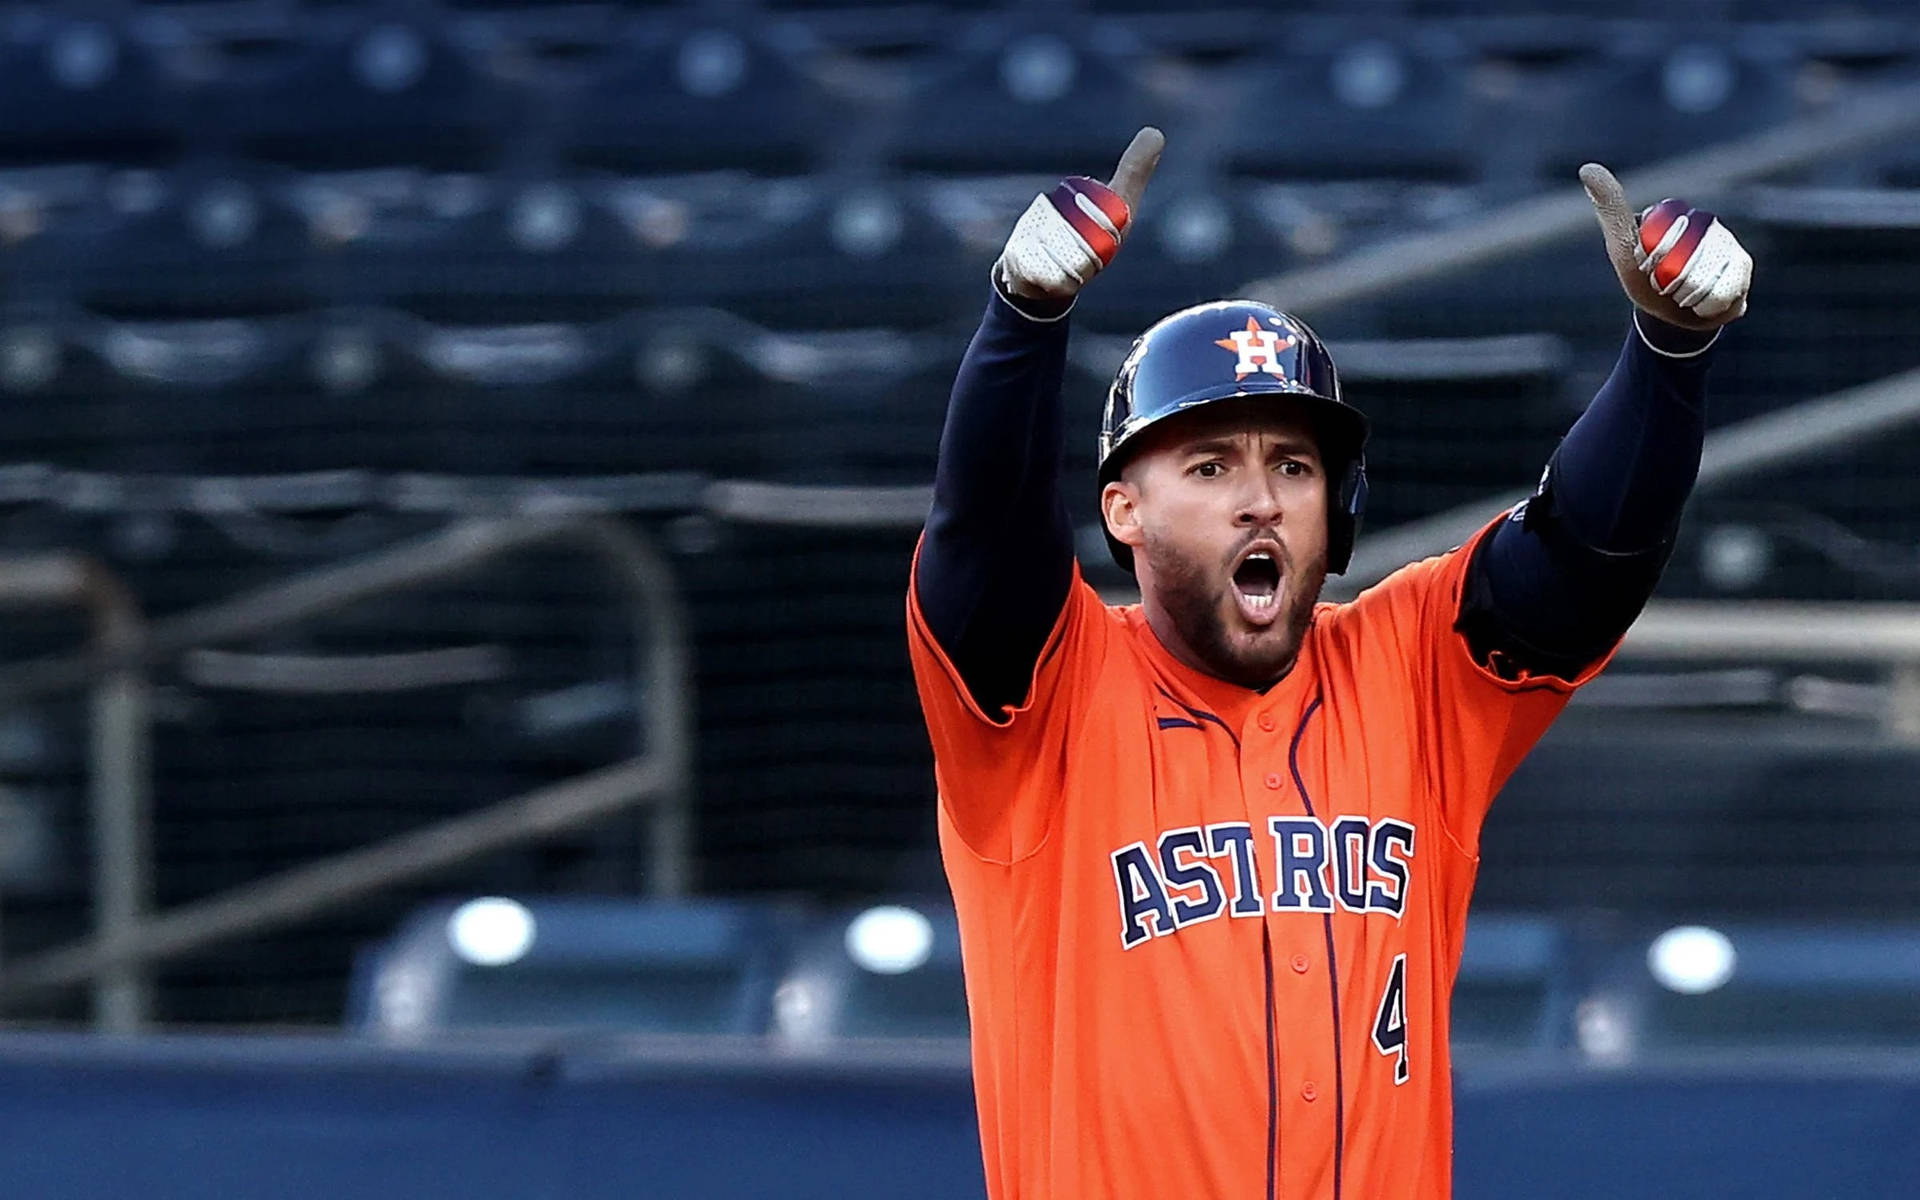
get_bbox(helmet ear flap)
[1327,457,1368,576]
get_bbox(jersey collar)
[1123,603,1325,732]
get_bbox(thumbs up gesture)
[1581,163,1752,332]
[996,127,1165,305]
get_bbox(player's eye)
[1191,461,1226,479]
[1277,459,1311,477]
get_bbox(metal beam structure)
[0,756,669,1002]
[0,517,695,1021]
[1619,601,1920,743]
[1331,364,1920,597]
[1238,81,1920,316]
[1621,601,1920,662]
[0,556,150,1032]
[704,479,931,529]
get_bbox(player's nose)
[1235,474,1286,527]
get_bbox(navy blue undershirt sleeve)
[915,284,1077,714]
[1462,313,1717,679]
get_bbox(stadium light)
[447,897,536,968]
[846,905,933,975]
[1648,925,1738,994]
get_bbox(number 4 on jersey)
[1373,954,1410,1084]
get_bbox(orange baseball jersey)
[908,516,1612,1200]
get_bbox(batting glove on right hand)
[996,127,1164,304]
[1582,162,1752,331]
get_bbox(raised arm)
[1460,165,1755,679]
[915,129,1164,714]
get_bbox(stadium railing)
[0,516,694,1032]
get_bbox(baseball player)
[908,127,1751,1199]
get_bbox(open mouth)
[1230,546,1283,627]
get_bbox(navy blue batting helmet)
[1097,299,1370,574]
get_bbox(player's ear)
[1102,480,1146,550]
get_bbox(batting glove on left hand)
[1582,163,1753,331]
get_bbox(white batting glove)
[1581,163,1753,331]
[996,127,1164,304]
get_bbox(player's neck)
[1141,603,1303,694]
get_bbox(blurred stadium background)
[0,0,1916,1195]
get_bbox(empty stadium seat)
[187,17,506,170]
[1524,42,1799,181]
[351,896,792,1038]
[889,24,1160,175]
[1453,912,1576,1052]
[0,17,181,165]
[1225,39,1477,183]
[773,901,968,1044]
[558,23,827,174]
[1617,921,1920,1050]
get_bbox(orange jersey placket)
[1245,692,1344,1200]
[1158,628,1344,1200]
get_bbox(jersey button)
[1301,1082,1319,1103]
[1264,772,1282,790]
[1258,713,1275,732]
[1291,953,1310,974]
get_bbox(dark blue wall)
[0,1035,1914,1199]
[0,1035,984,1200]
[1453,1061,1920,1199]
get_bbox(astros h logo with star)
[1215,317,1297,382]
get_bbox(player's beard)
[1144,534,1325,689]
